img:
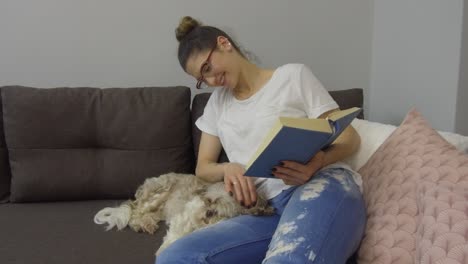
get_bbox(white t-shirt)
[195,63,362,199]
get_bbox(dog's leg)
[128,192,171,234]
[128,175,178,234]
[129,213,163,234]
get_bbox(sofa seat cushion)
[0,200,165,264]
[1,86,195,202]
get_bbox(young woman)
[156,16,366,264]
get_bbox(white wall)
[0,0,372,111]
[4,0,464,133]
[456,1,468,135]
[369,0,463,132]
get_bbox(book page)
[327,107,361,122]
[280,117,331,133]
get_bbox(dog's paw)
[94,205,131,231]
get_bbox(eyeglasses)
[196,46,216,89]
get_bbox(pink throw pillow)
[357,109,468,264]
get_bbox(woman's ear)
[217,36,232,51]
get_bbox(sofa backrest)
[1,86,195,202]
[191,88,364,163]
[0,91,11,203]
[0,86,363,203]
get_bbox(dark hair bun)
[175,16,201,42]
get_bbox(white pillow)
[438,130,468,153]
[343,119,468,171]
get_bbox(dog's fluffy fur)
[94,172,275,255]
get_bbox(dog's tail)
[94,203,132,231]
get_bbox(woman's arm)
[195,132,226,182]
[320,110,361,167]
[272,108,361,185]
[196,132,257,206]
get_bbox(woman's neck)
[234,60,274,99]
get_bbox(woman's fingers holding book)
[273,161,311,185]
[274,153,326,185]
[279,160,314,176]
[273,171,303,185]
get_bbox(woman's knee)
[264,169,366,262]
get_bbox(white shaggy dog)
[94,172,275,255]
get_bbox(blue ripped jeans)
[156,168,366,264]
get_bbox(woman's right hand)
[223,163,257,207]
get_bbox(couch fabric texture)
[0,86,364,264]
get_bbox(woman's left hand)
[272,151,326,185]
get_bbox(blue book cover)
[244,107,361,178]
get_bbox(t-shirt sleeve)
[195,92,219,136]
[296,64,339,118]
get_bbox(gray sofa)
[0,86,364,264]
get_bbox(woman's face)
[185,37,240,90]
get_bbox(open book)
[244,107,362,178]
